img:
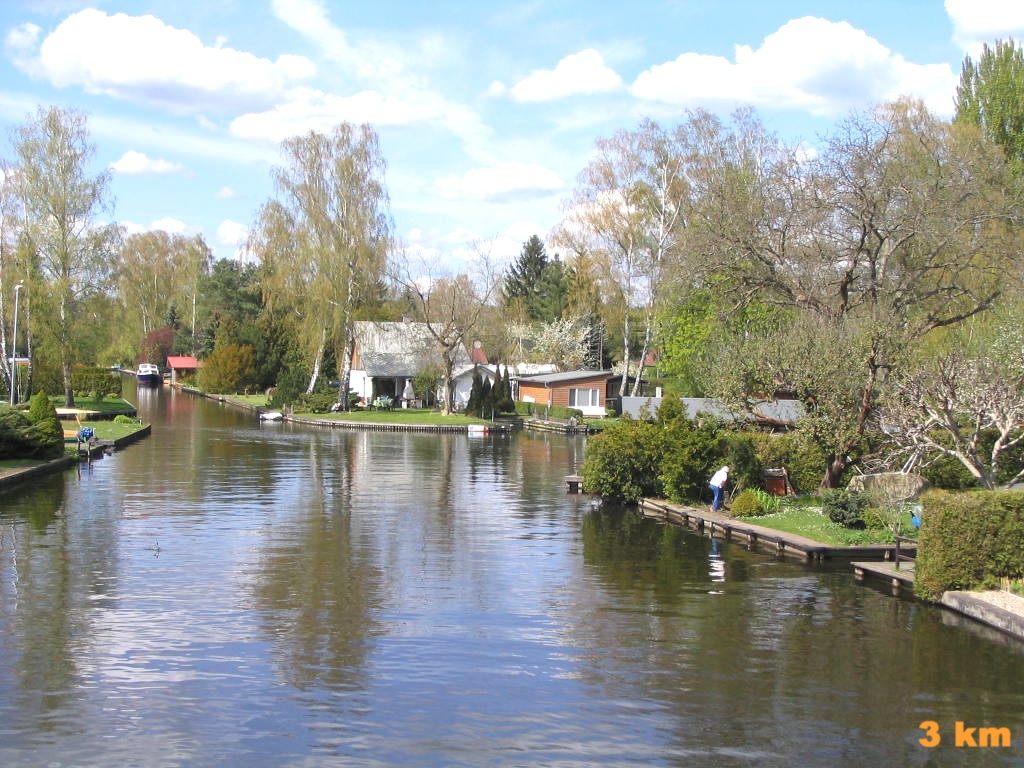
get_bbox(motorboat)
[136,363,161,386]
[259,410,284,421]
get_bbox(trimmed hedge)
[513,401,583,420]
[72,370,123,398]
[915,490,1024,601]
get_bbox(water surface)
[0,385,1022,766]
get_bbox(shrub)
[25,393,63,459]
[582,419,668,503]
[916,490,1024,600]
[731,490,765,517]
[822,488,869,529]
[113,414,138,425]
[659,416,723,503]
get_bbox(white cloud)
[506,49,623,103]
[632,17,956,117]
[945,0,1024,55]
[110,150,182,175]
[151,217,188,234]
[229,88,440,142]
[11,9,315,113]
[433,162,564,204]
[217,219,248,247]
[216,186,239,199]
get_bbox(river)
[0,383,1022,767]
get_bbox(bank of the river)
[642,497,1024,643]
[0,420,151,491]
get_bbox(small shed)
[166,355,200,385]
[514,369,613,418]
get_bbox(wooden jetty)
[641,498,902,564]
[853,560,915,594]
[565,475,584,493]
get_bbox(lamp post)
[10,281,22,406]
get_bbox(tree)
[955,38,1024,168]
[117,231,211,355]
[250,123,392,406]
[681,101,1024,488]
[881,351,1024,490]
[0,159,24,402]
[13,106,120,407]
[392,244,499,414]
[556,118,689,397]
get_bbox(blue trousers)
[710,483,724,511]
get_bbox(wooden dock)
[641,498,902,564]
[853,560,916,594]
[565,475,584,493]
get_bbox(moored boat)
[136,363,161,386]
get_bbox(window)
[569,388,599,408]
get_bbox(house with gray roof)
[350,321,475,407]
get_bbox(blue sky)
[0,0,1021,269]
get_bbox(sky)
[0,0,1022,270]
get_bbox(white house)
[349,321,475,407]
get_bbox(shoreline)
[642,497,1024,644]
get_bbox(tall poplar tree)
[955,38,1024,167]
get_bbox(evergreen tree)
[502,235,549,321]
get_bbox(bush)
[731,490,765,517]
[582,419,669,503]
[916,490,1024,600]
[25,393,63,459]
[822,488,869,529]
[113,414,138,424]
[659,416,724,503]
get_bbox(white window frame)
[569,387,599,408]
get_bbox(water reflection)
[0,386,1022,766]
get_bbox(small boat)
[259,411,284,421]
[136,363,161,386]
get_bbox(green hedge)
[72,370,123,398]
[915,490,1024,601]
[513,401,583,420]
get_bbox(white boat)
[136,363,161,386]
[259,411,284,421]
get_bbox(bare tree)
[881,351,1024,490]
[392,244,500,414]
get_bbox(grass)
[732,498,917,547]
[49,395,137,414]
[295,408,491,425]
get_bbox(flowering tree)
[880,351,1024,490]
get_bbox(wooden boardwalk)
[641,498,902,564]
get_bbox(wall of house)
[517,378,609,416]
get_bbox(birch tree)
[14,106,120,406]
[250,123,391,404]
[0,159,24,401]
[557,119,689,396]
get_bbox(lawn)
[50,395,138,414]
[732,500,917,547]
[296,408,491,425]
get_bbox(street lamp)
[10,281,22,406]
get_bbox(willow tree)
[250,123,392,404]
[682,100,1024,488]
[14,106,120,406]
